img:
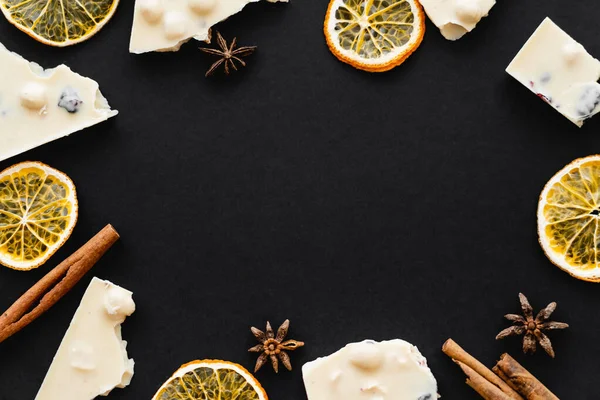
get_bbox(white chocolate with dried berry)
[419,0,496,40]
[302,339,437,400]
[35,278,135,400]
[129,0,288,54]
[0,42,117,162]
[506,18,600,127]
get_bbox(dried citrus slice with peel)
[324,0,425,72]
[0,0,119,47]
[538,155,600,282]
[0,162,78,271]
[152,360,268,400]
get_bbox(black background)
[0,0,599,399]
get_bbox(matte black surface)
[0,1,599,399]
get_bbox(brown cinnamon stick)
[493,354,559,400]
[457,361,513,400]
[494,368,523,394]
[0,225,119,343]
[443,339,524,399]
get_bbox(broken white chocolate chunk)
[420,0,496,40]
[303,339,437,400]
[129,0,288,54]
[35,278,135,400]
[506,18,600,127]
[0,42,117,162]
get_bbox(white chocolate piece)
[0,42,117,162]
[188,0,217,14]
[163,11,189,39]
[35,278,135,400]
[20,82,48,110]
[129,0,288,54]
[139,0,164,23]
[506,18,600,127]
[420,0,496,40]
[303,339,437,400]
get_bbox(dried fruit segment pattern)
[0,0,120,46]
[0,162,78,270]
[324,0,426,72]
[152,360,268,400]
[538,155,600,281]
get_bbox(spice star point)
[249,319,304,373]
[199,32,256,77]
[496,293,568,357]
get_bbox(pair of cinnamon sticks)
[443,339,558,400]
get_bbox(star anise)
[496,293,568,358]
[249,319,304,373]
[199,31,256,77]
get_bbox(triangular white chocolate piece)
[129,0,288,54]
[36,278,135,400]
[0,42,117,163]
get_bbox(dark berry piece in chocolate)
[58,87,83,113]
[576,85,600,117]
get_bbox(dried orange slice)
[0,0,119,47]
[152,360,268,400]
[538,155,600,282]
[324,0,425,72]
[0,162,78,271]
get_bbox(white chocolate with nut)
[138,0,164,23]
[0,42,117,162]
[35,278,135,400]
[188,0,217,14]
[303,339,437,400]
[162,11,189,39]
[419,0,496,40]
[20,82,48,110]
[129,0,288,53]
